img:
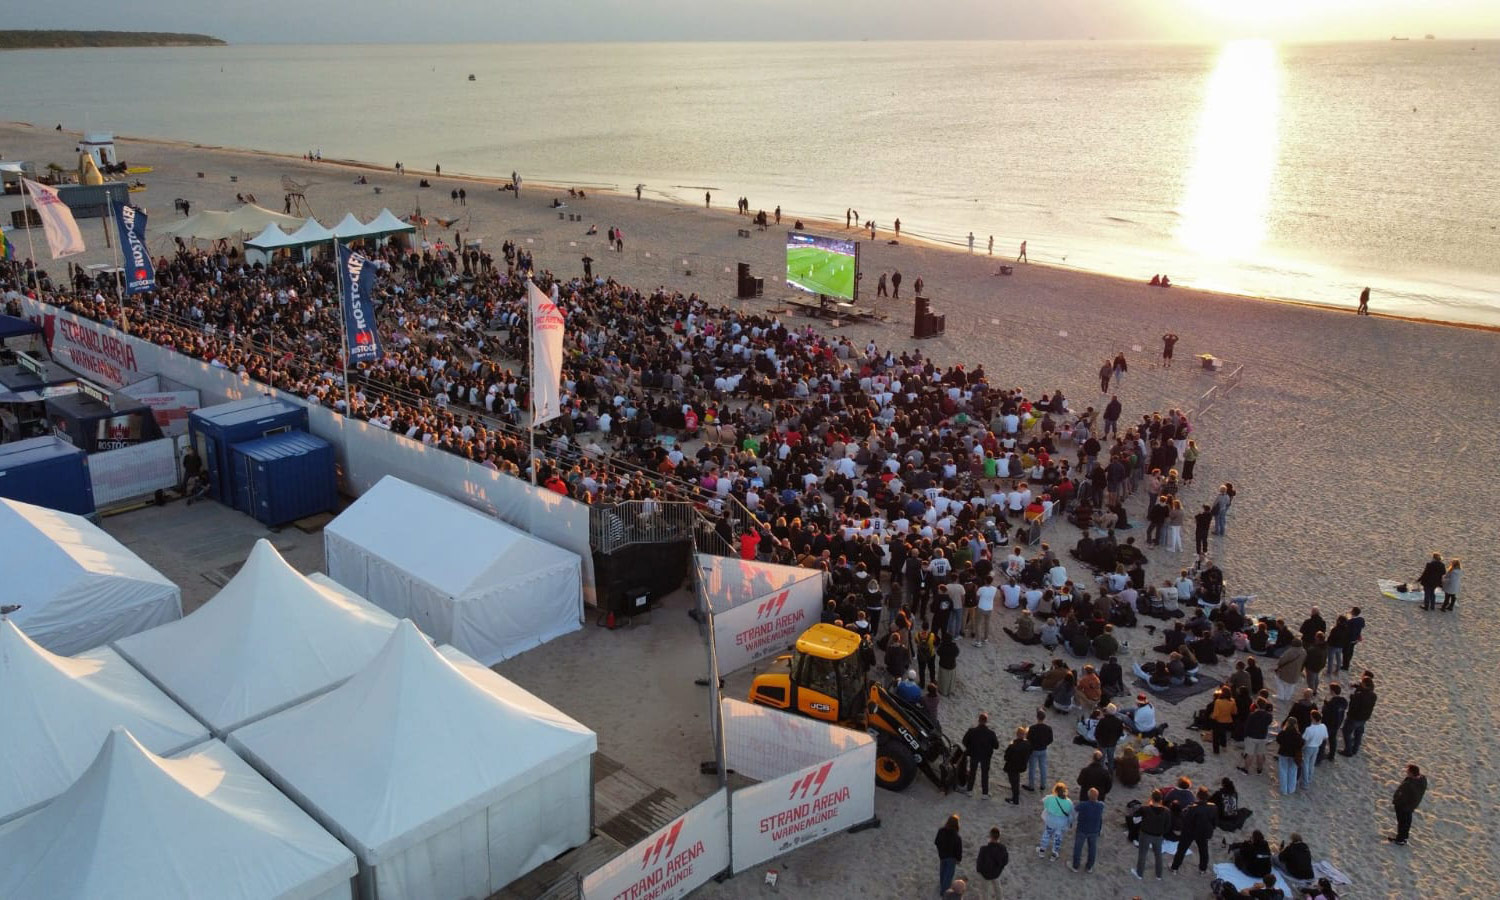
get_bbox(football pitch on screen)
[787,246,856,299]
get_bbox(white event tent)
[113,539,400,737]
[0,619,208,826]
[0,498,181,656]
[0,729,357,900]
[229,621,597,900]
[324,477,582,665]
[159,203,301,242]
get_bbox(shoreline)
[8,119,1495,335]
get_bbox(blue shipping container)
[188,397,308,506]
[0,435,96,515]
[231,431,337,527]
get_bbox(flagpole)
[104,192,127,330]
[19,181,41,294]
[526,277,538,486]
[334,238,352,416]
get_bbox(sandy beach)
[5,121,1499,899]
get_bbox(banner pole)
[526,277,537,486]
[19,182,41,294]
[105,192,127,331]
[334,239,351,415]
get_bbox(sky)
[17,0,1500,44]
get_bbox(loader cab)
[749,623,868,723]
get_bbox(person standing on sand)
[1441,559,1461,611]
[988,235,994,255]
[1358,286,1370,315]
[915,276,925,297]
[935,814,963,895]
[1161,332,1179,368]
[895,218,901,238]
[877,272,888,297]
[974,828,1009,899]
[968,232,976,253]
[1017,240,1028,262]
[635,184,643,200]
[1388,763,1427,845]
[705,191,711,209]
[1417,551,1445,611]
[1194,504,1213,555]
[846,208,852,228]
[1003,727,1032,805]
[892,270,903,299]
[870,221,877,240]
[1112,352,1128,389]
[1098,359,1113,394]
[1070,787,1105,872]
[582,256,593,280]
[775,205,781,224]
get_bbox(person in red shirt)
[739,530,761,560]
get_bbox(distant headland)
[0,30,226,49]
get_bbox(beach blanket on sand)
[1313,860,1352,885]
[1378,578,1445,604]
[1213,863,1293,895]
[1134,676,1222,705]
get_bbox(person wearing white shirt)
[1132,699,1157,735]
[975,581,998,646]
[1024,586,1044,612]
[1299,707,1329,789]
[1048,563,1068,589]
[1001,580,1023,609]
[1003,412,1020,434]
[1007,485,1030,515]
[1176,574,1196,605]
[1005,549,1026,579]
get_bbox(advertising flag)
[336,243,382,365]
[112,204,156,294]
[21,179,85,258]
[527,280,565,425]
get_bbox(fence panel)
[89,437,180,508]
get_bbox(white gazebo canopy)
[113,539,400,737]
[0,729,357,900]
[284,217,335,246]
[364,208,416,237]
[244,222,295,250]
[0,619,208,826]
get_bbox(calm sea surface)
[7,41,1499,324]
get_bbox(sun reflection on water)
[1177,40,1280,260]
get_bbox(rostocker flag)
[528,279,565,425]
[337,242,382,365]
[112,204,156,294]
[21,179,85,258]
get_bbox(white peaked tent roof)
[229,620,596,857]
[0,498,181,656]
[223,202,303,233]
[113,539,400,736]
[284,217,335,245]
[157,208,235,240]
[0,619,208,826]
[364,207,416,235]
[244,221,295,249]
[331,212,368,239]
[327,476,578,599]
[0,729,357,900]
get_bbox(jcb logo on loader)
[787,762,834,800]
[756,591,789,619]
[640,818,684,869]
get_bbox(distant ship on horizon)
[1424,34,1436,40]
[1391,36,1410,41]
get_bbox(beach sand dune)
[3,123,1496,898]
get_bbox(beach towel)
[1313,860,1352,886]
[1134,675,1222,705]
[1212,862,1294,895]
[1378,578,1444,604]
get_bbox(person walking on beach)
[935,814,963,895]
[891,270,903,299]
[1098,359,1113,394]
[435,163,440,175]
[1357,286,1371,315]
[705,191,711,209]
[846,208,852,228]
[1112,352,1128,388]
[1194,504,1213,555]
[582,255,593,280]
[915,276,924,297]
[974,828,1009,899]
[1169,788,1217,874]
[775,205,781,224]
[1211,484,1234,535]
[635,183,643,200]
[877,272,888,297]
[1017,240,1028,263]
[1417,551,1445,611]
[1161,332,1179,368]
[895,218,901,238]
[1388,763,1427,845]
[968,232,976,253]
[988,235,994,255]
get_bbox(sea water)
[6,40,1498,324]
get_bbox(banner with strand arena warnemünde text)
[704,560,825,674]
[580,789,729,900]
